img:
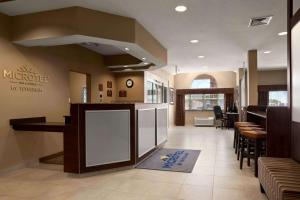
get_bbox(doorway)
[69,71,91,103]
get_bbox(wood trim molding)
[176,88,234,95]
[291,8,300,28]
[258,85,287,92]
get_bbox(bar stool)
[236,126,264,160]
[239,130,267,177]
[234,122,262,154]
[234,122,256,149]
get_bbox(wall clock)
[126,79,134,88]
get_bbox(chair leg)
[239,136,244,170]
[247,140,251,167]
[237,134,241,160]
[233,128,236,148]
[260,184,265,193]
[254,139,261,177]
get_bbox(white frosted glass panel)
[85,110,130,167]
[292,22,300,122]
[138,109,156,157]
[156,108,168,145]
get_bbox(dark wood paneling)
[39,151,64,163]
[246,106,290,158]
[64,104,80,173]
[10,117,67,132]
[176,88,234,95]
[258,85,287,92]
[291,8,300,28]
[266,107,291,157]
[10,117,46,125]
[292,121,300,162]
[175,94,185,126]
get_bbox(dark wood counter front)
[246,106,290,157]
[10,117,67,132]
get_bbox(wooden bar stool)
[234,122,255,149]
[234,123,262,154]
[236,126,264,160]
[239,130,267,177]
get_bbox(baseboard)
[0,159,39,176]
[39,151,64,163]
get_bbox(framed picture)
[98,83,103,91]
[107,89,112,97]
[119,90,127,97]
[107,81,112,88]
[169,88,175,105]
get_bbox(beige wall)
[0,13,116,172]
[258,69,287,85]
[69,71,87,103]
[174,71,237,89]
[174,71,237,126]
[114,72,144,102]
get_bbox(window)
[191,79,211,89]
[269,91,288,106]
[146,81,164,103]
[82,87,87,103]
[185,94,224,110]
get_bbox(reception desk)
[64,103,168,173]
[10,103,168,173]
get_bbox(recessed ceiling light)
[124,65,128,68]
[124,47,130,51]
[198,55,205,58]
[263,51,272,54]
[142,57,146,60]
[278,31,287,36]
[190,40,199,44]
[175,5,187,12]
[144,62,149,65]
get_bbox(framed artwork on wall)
[107,89,112,97]
[169,88,175,105]
[98,84,103,91]
[119,90,127,97]
[107,81,112,88]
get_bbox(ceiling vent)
[249,16,273,27]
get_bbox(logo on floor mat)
[160,150,189,168]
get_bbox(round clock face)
[126,79,134,88]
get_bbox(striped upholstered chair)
[258,157,300,200]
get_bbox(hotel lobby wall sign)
[2,66,49,93]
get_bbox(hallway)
[0,127,267,200]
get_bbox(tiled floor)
[0,126,267,200]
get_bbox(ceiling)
[80,43,124,56]
[0,0,288,73]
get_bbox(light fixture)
[124,47,130,51]
[175,5,187,12]
[142,57,146,60]
[198,55,205,58]
[264,51,272,54]
[124,65,128,68]
[124,68,133,71]
[278,31,287,36]
[190,39,199,44]
[144,62,149,65]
